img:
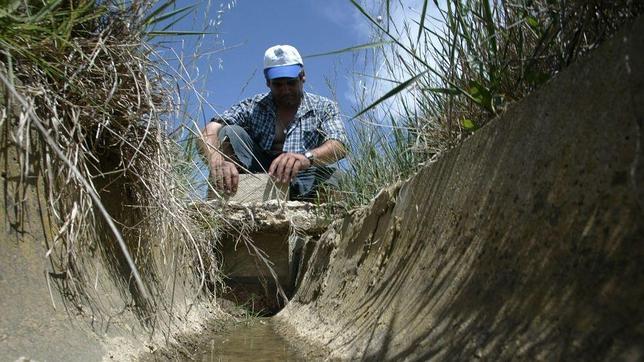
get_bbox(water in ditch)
[195,318,306,361]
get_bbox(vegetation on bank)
[1,0,225,329]
[336,0,643,208]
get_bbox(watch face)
[305,151,314,160]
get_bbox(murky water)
[196,318,304,361]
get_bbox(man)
[200,44,348,200]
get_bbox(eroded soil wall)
[0,128,112,360]
[276,18,644,361]
[0,98,217,362]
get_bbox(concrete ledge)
[202,200,339,313]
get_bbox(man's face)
[267,73,305,108]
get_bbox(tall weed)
[1,0,227,330]
[339,0,642,208]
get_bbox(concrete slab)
[208,174,289,203]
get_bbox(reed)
[338,0,642,208]
[1,0,226,329]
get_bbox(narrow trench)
[180,226,317,361]
[142,293,310,361]
[191,243,311,361]
[185,285,318,361]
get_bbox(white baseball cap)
[263,45,303,80]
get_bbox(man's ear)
[300,71,306,83]
[266,79,271,87]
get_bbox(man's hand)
[209,154,239,194]
[269,152,311,183]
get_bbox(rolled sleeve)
[213,99,252,128]
[320,101,348,147]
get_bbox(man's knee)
[202,121,221,138]
[215,124,264,171]
[217,124,248,143]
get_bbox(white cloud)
[346,0,447,122]
[311,0,372,42]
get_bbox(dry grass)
[338,0,643,208]
[1,0,225,331]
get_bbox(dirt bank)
[0,91,223,362]
[275,17,644,361]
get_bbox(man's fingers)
[211,161,239,194]
[273,156,288,182]
[269,153,309,183]
[212,166,223,190]
[268,154,282,176]
[217,176,225,192]
[291,160,302,181]
[231,167,239,193]
[283,157,297,183]
[222,165,232,192]
[210,156,224,190]
[224,163,240,194]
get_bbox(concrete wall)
[0,129,112,360]
[215,200,333,314]
[276,17,644,361]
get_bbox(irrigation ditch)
[1,14,643,362]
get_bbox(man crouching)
[200,44,348,201]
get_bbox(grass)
[1,0,229,332]
[335,0,643,208]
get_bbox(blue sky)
[152,0,433,194]
[210,1,366,110]
[160,0,374,131]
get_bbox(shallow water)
[196,318,304,361]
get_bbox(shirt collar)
[296,92,315,119]
[259,93,277,114]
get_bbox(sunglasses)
[269,78,301,87]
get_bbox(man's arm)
[199,121,239,194]
[308,139,347,165]
[199,121,223,159]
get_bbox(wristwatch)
[304,150,315,164]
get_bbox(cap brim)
[265,64,302,80]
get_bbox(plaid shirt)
[213,92,347,154]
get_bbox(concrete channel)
[1,15,643,362]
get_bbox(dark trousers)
[218,124,336,201]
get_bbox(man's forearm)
[200,121,239,193]
[309,139,347,166]
[200,121,224,161]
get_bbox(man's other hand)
[269,152,311,184]
[209,155,239,194]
